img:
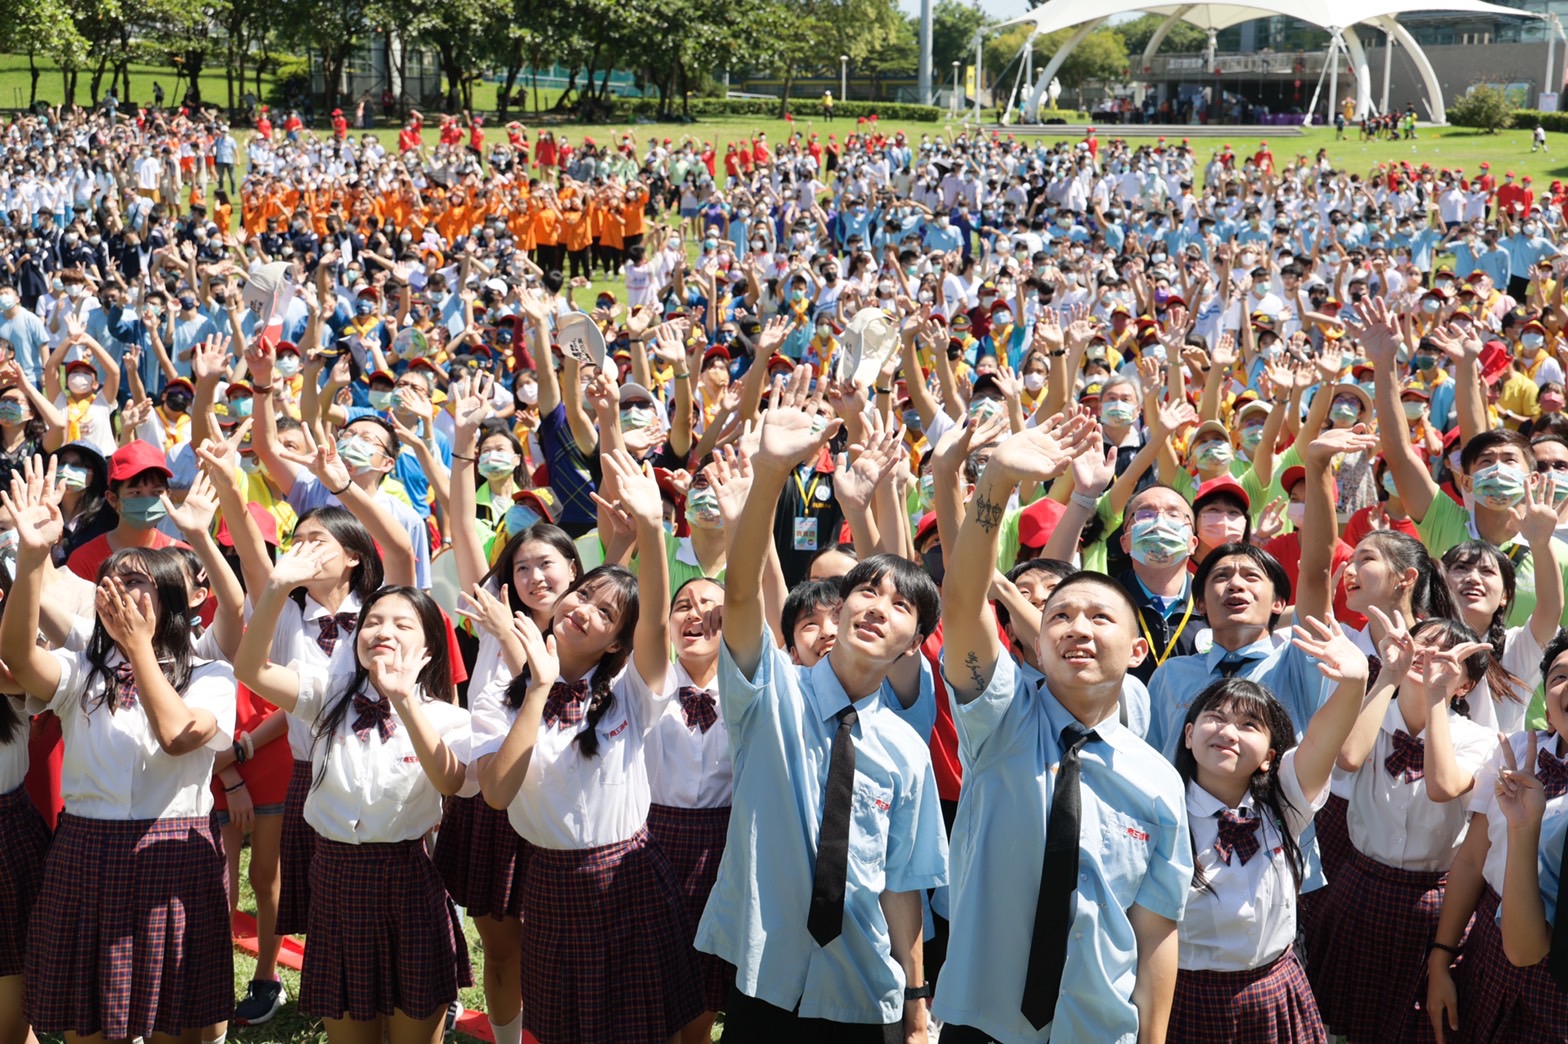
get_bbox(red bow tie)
[111,661,139,711]
[350,692,396,742]
[1214,810,1261,866]
[1385,729,1426,783]
[315,612,360,658]
[677,686,718,732]
[1539,743,1568,799]
[542,678,591,729]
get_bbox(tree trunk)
[499,60,522,120]
[27,48,38,108]
[63,68,77,110]
[557,66,578,111]
[778,63,796,118]
[89,54,108,105]
[185,50,205,107]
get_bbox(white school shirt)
[1347,700,1494,873]
[1178,748,1326,972]
[1463,625,1541,737]
[1471,730,1568,895]
[47,647,236,820]
[644,659,732,810]
[0,696,29,793]
[474,662,670,850]
[292,659,472,844]
[265,590,363,759]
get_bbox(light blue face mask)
[1381,469,1399,497]
[1102,400,1138,427]
[621,406,657,431]
[230,397,254,419]
[505,504,541,534]
[1470,461,1527,510]
[119,494,168,529]
[368,390,394,411]
[687,486,721,526]
[478,450,515,479]
[275,356,302,377]
[0,400,24,426]
[240,455,261,475]
[336,436,377,469]
[1128,517,1192,567]
[58,463,90,490]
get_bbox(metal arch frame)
[1020,16,1110,119]
[1365,14,1448,122]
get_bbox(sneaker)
[234,978,286,1026]
[446,999,465,1037]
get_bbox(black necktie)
[1022,722,1098,1030]
[808,705,858,947]
[1550,820,1568,992]
[1216,652,1253,679]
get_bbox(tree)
[276,0,373,111]
[1450,84,1515,133]
[865,16,919,97]
[1112,13,1207,59]
[929,0,989,76]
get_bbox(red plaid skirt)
[1306,847,1450,1044]
[434,793,530,920]
[1299,794,1354,949]
[520,826,703,1043]
[0,784,49,977]
[276,757,316,936]
[647,802,737,1013]
[25,813,232,1037]
[1454,886,1568,1043]
[299,836,473,1021]
[1168,947,1326,1044]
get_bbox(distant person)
[153,81,164,108]
[823,89,834,121]
[1534,121,1549,153]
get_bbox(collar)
[304,590,363,623]
[806,652,877,725]
[1381,698,1422,739]
[1133,571,1191,614]
[1203,633,1275,669]
[1036,677,1122,747]
[802,446,836,475]
[1186,779,1254,820]
[674,536,701,568]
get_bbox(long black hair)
[310,586,455,790]
[289,506,383,609]
[1410,617,1493,718]
[502,565,638,759]
[1360,529,1456,622]
[84,548,194,712]
[52,441,113,534]
[1441,540,1527,706]
[481,522,583,620]
[1174,679,1305,894]
[476,419,528,488]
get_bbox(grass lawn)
[0,54,277,113]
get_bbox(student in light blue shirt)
[697,368,948,1043]
[1495,726,1568,973]
[936,424,1192,1044]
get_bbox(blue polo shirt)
[933,652,1191,1043]
[697,628,949,1025]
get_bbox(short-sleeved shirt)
[346,405,453,519]
[645,659,732,810]
[285,473,432,589]
[1472,730,1568,896]
[1417,494,1568,630]
[932,652,1192,1043]
[48,647,236,820]
[696,628,948,1025]
[66,528,185,582]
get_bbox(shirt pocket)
[1093,805,1157,908]
[849,780,895,871]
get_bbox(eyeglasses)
[1130,508,1192,526]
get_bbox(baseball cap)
[108,439,173,483]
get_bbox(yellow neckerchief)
[346,315,382,338]
[155,406,190,450]
[65,394,94,442]
[1138,594,1195,668]
[278,372,305,420]
[1524,349,1551,382]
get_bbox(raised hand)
[267,540,337,591]
[754,315,792,358]
[160,470,219,536]
[754,366,840,472]
[583,369,619,415]
[513,610,560,683]
[1345,296,1404,367]
[984,407,1099,485]
[1290,614,1371,682]
[707,444,753,528]
[838,413,907,512]
[1307,424,1379,466]
[96,574,158,650]
[1421,641,1493,703]
[1367,605,1416,683]
[191,335,232,385]
[1032,310,1063,354]
[1151,399,1198,439]
[1071,444,1117,498]
[1494,731,1547,829]
[1512,476,1559,547]
[598,449,663,526]
[457,582,516,642]
[452,372,494,446]
[0,456,64,556]
[648,322,688,366]
[368,641,431,705]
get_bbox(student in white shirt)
[479,449,701,1044]
[433,387,586,1044]
[644,576,734,1042]
[1426,630,1568,1041]
[1305,608,1496,1042]
[0,678,46,1044]
[1167,617,1370,1043]
[235,549,474,1042]
[2,463,237,1043]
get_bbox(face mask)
[119,494,168,529]
[1470,461,1528,510]
[1412,353,1437,370]
[1523,333,1546,352]
[816,323,830,337]
[164,391,192,414]
[902,408,922,431]
[505,503,542,534]
[1286,501,1306,528]
[751,239,766,251]
[1548,475,1568,506]
[230,397,254,419]
[620,406,657,431]
[336,435,378,469]
[921,545,946,586]
[687,486,721,525]
[0,400,24,426]
[58,463,89,490]
[1329,400,1360,425]
[239,455,262,475]
[1022,372,1046,393]
[1197,513,1243,548]
[518,382,538,405]
[1543,394,1566,413]
[1381,470,1399,498]
[368,390,394,411]
[1421,297,1441,314]
[355,300,375,316]
[1239,425,1264,453]
[478,450,516,478]
[1102,400,1138,427]
[0,294,16,312]
[1194,440,1233,470]
[970,397,1004,424]
[276,355,302,377]
[1128,517,1192,567]
[1402,400,1425,420]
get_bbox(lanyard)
[1138,595,1195,669]
[794,466,823,510]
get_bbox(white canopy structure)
[979,0,1540,124]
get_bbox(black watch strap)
[904,983,933,1001]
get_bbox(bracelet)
[1070,490,1100,511]
[875,386,893,395]
[329,479,352,496]
[904,983,933,1002]
[451,453,477,463]
[1430,942,1461,958]
[673,371,690,380]
[224,780,246,793]
[232,739,248,765]
[252,384,273,394]
[241,730,255,760]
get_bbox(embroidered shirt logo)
[1126,826,1151,842]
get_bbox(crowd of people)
[3,99,1568,1044]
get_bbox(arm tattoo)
[965,650,987,694]
[973,493,1005,535]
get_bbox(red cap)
[703,344,731,364]
[63,359,98,376]
[511,487,558,525]
[216,502,280,547]
[1479,341,1512,384]
[1017,497,1066,549]
[366,369,396,385]
[1194,475,1250,512]
[915,511,939,547]
[1280,465,1307,495]
[108,439,172,483]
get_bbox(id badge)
[793,516,820,552]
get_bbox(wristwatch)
[904,983,933,1002]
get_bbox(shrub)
[1510,109,1568,133]
[1449,84,1515,133]
[613,96,946,123]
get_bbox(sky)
[894,0,1143,28]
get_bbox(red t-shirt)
[923,622,961,803]
[1343,504,1420,549]
[67,529,184,582]
[1262,531,1364,631]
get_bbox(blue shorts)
[216,801,286,826]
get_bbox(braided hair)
[502,565,639,759]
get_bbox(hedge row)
[617,96,948,122]
[1510,109,1568,133]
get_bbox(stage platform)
[984,123,1307,138]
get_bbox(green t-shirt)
[999,494,1121,574]
[1417,493,1568,631]
[630,528,726,591]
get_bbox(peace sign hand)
[1367,605,1417,683]
[1494,731,1547,829]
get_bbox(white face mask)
[1023,372,1046,392]
[1286,501,1306,528]
[517,381,539,405]
[67,372,94,394]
